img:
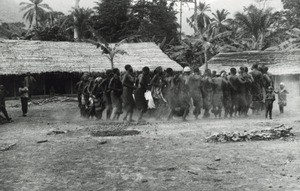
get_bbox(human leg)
[21,97,28,116]
[0,106,11,121]
[279,105,284,113]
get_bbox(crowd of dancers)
[76,63,288,122]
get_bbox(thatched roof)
[200,50,300,75]
[0,40,182,75]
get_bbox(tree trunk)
[110,57,114,69]
[204,51,208,70]
[73,0,80,41]
[194,0,197,33]
[35,4,38,28]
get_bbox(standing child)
[265,86,275,119]
[19,82,29,117]
[275,82,288,113]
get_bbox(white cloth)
[145,90,155,109]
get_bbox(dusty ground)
[1,98,300,191]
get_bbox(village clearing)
[1,98,300,191]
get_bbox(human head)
[204,68,211,77]
[220,70,227,78]
[252,63,258,70]
[194,67,200,75]
[27,72,31,76]
[280,82,285,89]
[258,65,263,73]
[239,67,245,74]
[142,66,150,75]
[166,68,173,76]
[125,64,133,73]
[267,86,273,92]
[154,66,163,75]
[212,70,217,77]
[112,68,120,76]
[263,66,269,74]
[88,76,94,82]
[106,69,113,78]
[230,68,237,75]
[244,67,249,73]
[95,77,102,83]
[183,66,191,74]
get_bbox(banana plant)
[86,33,128,69]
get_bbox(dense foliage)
[12,0,300,67]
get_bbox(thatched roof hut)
[0,40,182,75]
[200,50,300,75]
[200,50,300,95]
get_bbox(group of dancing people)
[76,63,288,122]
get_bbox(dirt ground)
[1,98,300,191]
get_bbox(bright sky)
[15,0,284,34]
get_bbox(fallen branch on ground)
[0,143,16,151]
[206,124,293,143]
[31,96,77,105]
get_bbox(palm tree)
[192,25,232,69]
[19,0,52,28]
[70,8,93,40]
[166,24,232,68]
[40,11,65,27]
[73,0,80,41]
[234,5,276,50]
[212,9,231,33]
[266,28,300,50]
[187,1,211,34]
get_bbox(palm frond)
[39,3,53,11]
[115,49,127,55]
[19,3,34,12]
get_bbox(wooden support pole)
[13,78,16,98]
[70,75,74,94]
[299,75,300,96]
[43,76,46,95]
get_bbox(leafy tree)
[0,22,27,39]
[164,38,203,67]
[19,0,52,28]
[32,7,93,41]
[211,9,231,33]
[69,8,93,40]
[234,5,281,50]
[39,11,65,27]
[129,0,179,43]
[92,0,131,42]
[187,1,211,34]
[281,0,300,28]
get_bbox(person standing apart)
[265,86,275,119]
[24,72,36,101]
[19,82,29,117]
[275,82,288,114]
